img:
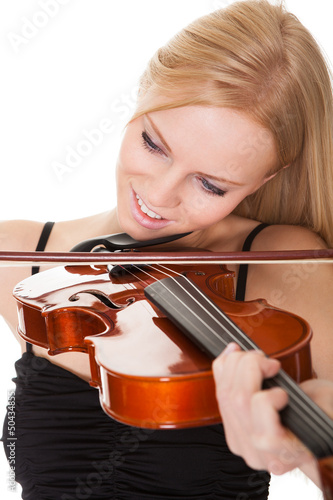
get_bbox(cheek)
[184,199,231,228]
[189,192,248,228]
[115,145,135,198]
[117,137,150,180]
[184,187,241,223]
[117,139,132,176]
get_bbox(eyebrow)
[145,114,172,153]
[203,174,245,187]
[145,114,245,187]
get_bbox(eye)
[198,177,227,197]
[141,131,164,155]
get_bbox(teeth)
[136,194,162,219]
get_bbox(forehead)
[144,106,277,181]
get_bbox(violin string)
[118,261,254,352]
[136,263,183,280]
[113,263,183,286]
[147,271,333,439]
[148,266,332,443]
[187,276,333,438]
[110,263,333,439]
[115,265,151,286]
[116,264,300,391]
[181,275,333,434]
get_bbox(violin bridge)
[108,263,149,277]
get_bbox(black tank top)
[2,222,270,500]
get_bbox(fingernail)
[223,342,239,356]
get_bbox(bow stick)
[0,248,332,267]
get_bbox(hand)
[212,343,317,477]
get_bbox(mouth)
[130,189,173,230]
[135,194,163,220]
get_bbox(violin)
[9,232,333,498]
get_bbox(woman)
[1,0,333,498]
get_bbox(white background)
[0,1,331,498]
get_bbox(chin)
[115,216,152,241]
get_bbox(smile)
[135,194,163,219]
[130,189,172,230]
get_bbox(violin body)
[13,262,313,429]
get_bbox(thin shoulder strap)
[27,221,55,353]
[235,223,269,302]
[31,221,55,275]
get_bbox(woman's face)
[116,105,278,240]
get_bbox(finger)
[214,344,281,380]
[250,388,312,474]
[212,343,239,380]
[226,351,281,401]
[252,387,289,440]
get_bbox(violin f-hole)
[68,290,135,310]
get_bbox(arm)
[0,220,44,334]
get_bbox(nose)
[145,167,184,209]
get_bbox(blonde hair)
[132,0,333,246]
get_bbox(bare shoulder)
[245,224,330,301]
[244,223,331,314]
[0,210,117,253]
[0,219,45,252]
[250,224,327,252]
